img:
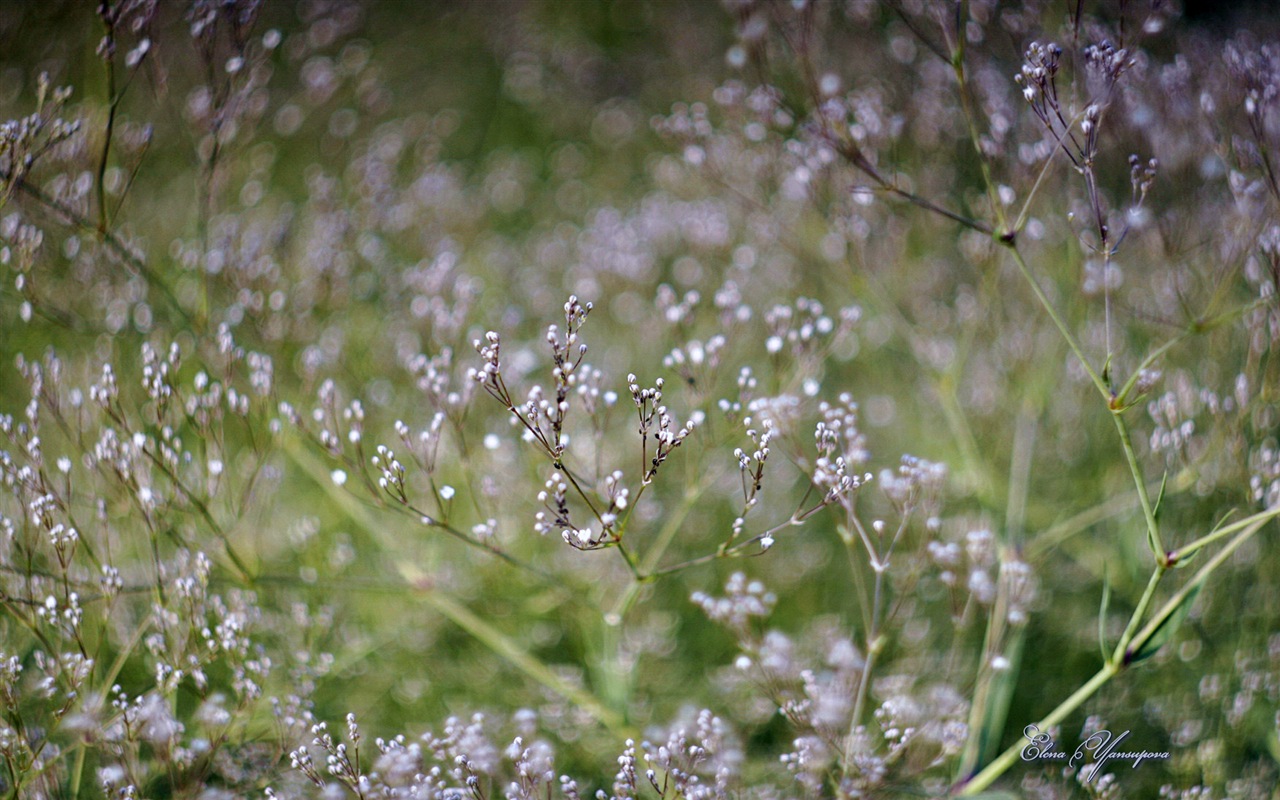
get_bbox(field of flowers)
[1,1,1279,797]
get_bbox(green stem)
[1115,332,1189,405]
[410,578,632,738]
[1110,564,1165,663]
[1004,245,1108,398]
[956,607,1000,779]
[614,541,642,580]
[607,478,712,622]
[1111,411,1165,560]
[1126,517,1270,661]
[287,436,549,580]
[1169,505,1280,564]
[68,747,86,800]
[1011,134,1069,234]
[639,478,711,575]
[287,435,627,731]
[1026,473,1190,559]
[844,631,881,764]
[1115,295,1266,407]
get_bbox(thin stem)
[1004,244,1108,398]
[1116,296,1268,406]
[408,578,633,739]
[614,541,642,580]
[1169,505,1280,564]
[1126,516,1272,662]
[936,372,994,501]
[844,509,906,770]
[1111,411,1165,561]
[844,628,881,765]
[399,501,554,581]
[844,521,874,636]
[779,0,990,237]
[956,574,1008,779]
[133,433,255,583]
[288,439,626,733]
[647,497,831,578]
[1110,564,1165,663]
[830,135,993,235]
[1011,136,1069,234]
[871,174,995,235]
[1115,332,1189,404]
[559,463,606,525]
[286,435,554,582]
[638,478,711,576]
[863,583,886,708]
[68,743,87,800]
[1026,473,1189,559]
[1102,248,1114,358]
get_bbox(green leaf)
[1173,547,1202,569]
[1127,582,1202,665]
[1176,509,1240,567]
[1152,470,1169,520]
[1210,508,1241,535]
[979,629,1025,765]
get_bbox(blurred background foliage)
[1,0,1279,796]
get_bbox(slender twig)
[1110,564,1165,663]
[1111,411,1165,561]
[1003,244,1108,397]
[1169,505,1280,565]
